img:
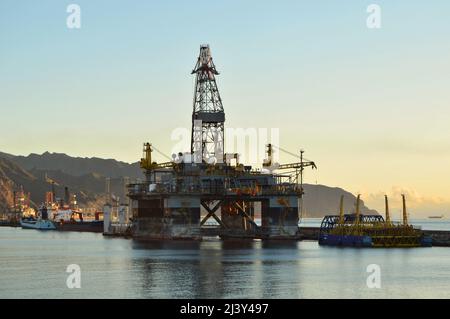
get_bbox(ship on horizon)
[428,215,445,219]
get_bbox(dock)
[423,230,450,247]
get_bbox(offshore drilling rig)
[127,45,316,240]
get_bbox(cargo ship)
[53,210,103,233]
[36,185,105,233]
[319,194,432,248]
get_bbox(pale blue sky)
[1,1,450,214]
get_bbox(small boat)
[20,206,56,230]
[428,215,444,219]
[20,217,56,230]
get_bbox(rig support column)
[131,195,201,240]
[261,196,300,239]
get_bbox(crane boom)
[276,161,317,170]
[263,144,317,171]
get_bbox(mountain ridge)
[0,151,143,179]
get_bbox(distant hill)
[302,184,377,217]
[0,151,378,217]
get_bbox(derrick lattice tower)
[191,45,225,163]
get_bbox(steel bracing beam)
[233,202,259,229]
[200,200,226,228]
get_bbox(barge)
[319,194,432,248]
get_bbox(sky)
[1,1,450,216]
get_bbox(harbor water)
[1,219,450,299]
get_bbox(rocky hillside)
[302,184,377,217]
[0,159,20,212]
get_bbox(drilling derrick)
[191,45,225,163]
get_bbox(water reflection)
[1,228,450,298]
[130,238,304,298]
[131,239,202,250]
[260,240,299,249]
[221,239,256,250]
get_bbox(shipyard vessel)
[36,184,106,233]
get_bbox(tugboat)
[20,206,56,230]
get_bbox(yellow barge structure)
[319,195,432,248]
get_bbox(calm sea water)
[1,219,450,299]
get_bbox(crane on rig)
[263,144,316,170]
[140,142,174,171]
[263,143,316,185]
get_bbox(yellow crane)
[140,143,174,171]
[339,195,345,225]
[385,195,391,225]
